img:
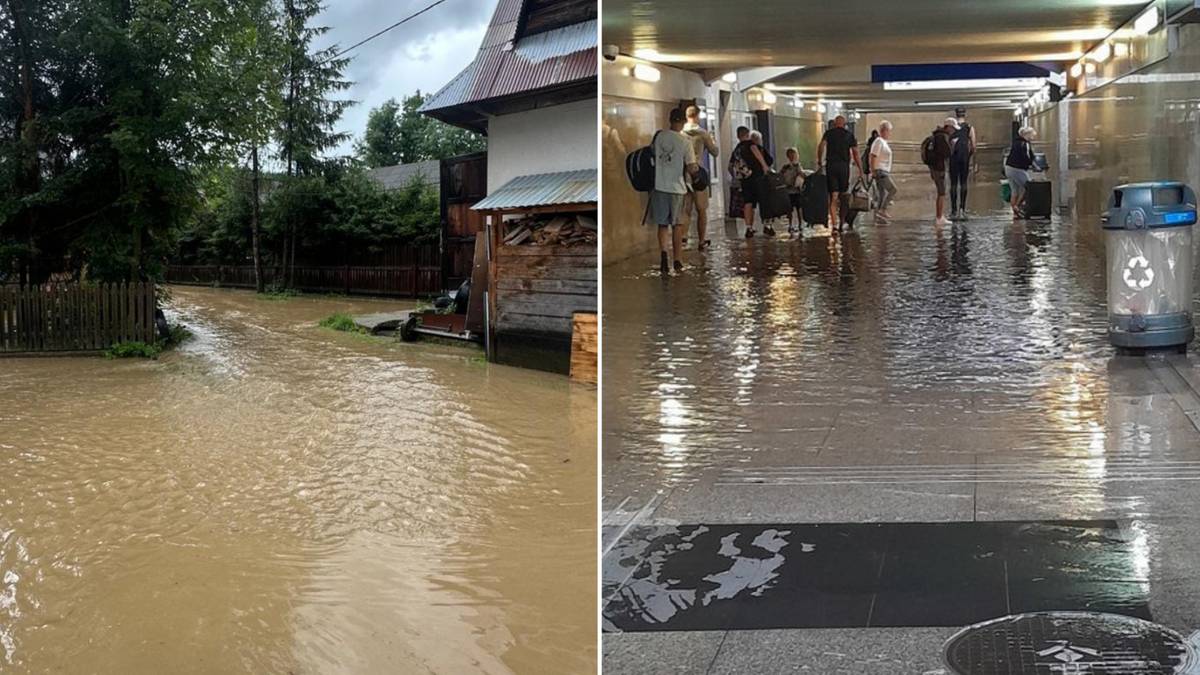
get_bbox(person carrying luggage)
[817,115,862,231]
[736,130,773,237]
[949,106,976,221]
[779,147,806,235]
[1004,126,1037,219]
[650,108,699,275]
[681,106,719,251]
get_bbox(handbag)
[849,178,870,212]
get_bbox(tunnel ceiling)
[764,67,1052,113]
[604,0,1147,69]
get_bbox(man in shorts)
[651,107,698,275]
[929,118,956,226]
[817,115,862,230]
[681,105,718,250]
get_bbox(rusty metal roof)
[421,0,596,117]
[471,169,596,210]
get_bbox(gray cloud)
[317,0,495,156]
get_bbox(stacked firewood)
[502,214,597,247]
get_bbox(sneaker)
[674,260,684,273]
[745,228,755,239]
[763,226,776,237]
[936,217,952,226]
[959,212,970,222]
[699,239,712,251]
[660,252,669,275]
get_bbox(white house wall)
[487,98,597,193]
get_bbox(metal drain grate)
[943,612,1194,674]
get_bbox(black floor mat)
[603,520,1152,632]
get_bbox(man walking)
[925,118,956,226]
[949,106,976,220]
[870,121,898,223]
[651,108,698,275]
[681,106,718,250]
[817,115,861,230]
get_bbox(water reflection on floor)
[0,286,596,674]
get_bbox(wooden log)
[570,311,598,384]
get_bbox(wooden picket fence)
[0,282,158,354]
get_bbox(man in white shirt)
[680,105,718,251]
[651,108,698,275]
[870,120,898,223]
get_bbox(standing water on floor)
[0,286,596,674]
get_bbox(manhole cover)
[943,612,1195,674]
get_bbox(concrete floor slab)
[603,631,727,675]
[707,627,955,675]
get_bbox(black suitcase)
[759,173,791,220]
[802,171,829,225]
[1025,180,1052,219]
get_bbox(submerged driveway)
[0,286,596,674]
[602,175,1200,673]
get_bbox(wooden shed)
[473,169,597,373]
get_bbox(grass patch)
[104,321,192,359]
[318,313,366,333]
[105,341,164,359]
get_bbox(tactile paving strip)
[943,612,1194,674]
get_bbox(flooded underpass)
[0,286,596,674]
[601,175,1200,673]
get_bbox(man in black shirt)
[817,115,861,229]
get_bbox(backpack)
[625,130,663,192]
[951,123,973,159]
[920,134,937,168]
[728,144,752,181]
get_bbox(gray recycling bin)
[1103,181,1196,350]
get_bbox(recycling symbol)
[1123,255,1155,290]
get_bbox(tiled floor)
[602,174,1200,671]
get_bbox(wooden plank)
[496,244,598,258]
[497,291,597,316]
[495,278,597,295]
[494,310,573,334]
[570,312,597,384]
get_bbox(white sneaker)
[936,217,952,226]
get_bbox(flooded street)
[0,286,596,674]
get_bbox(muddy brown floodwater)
[0,286,596,674]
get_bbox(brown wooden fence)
[166,261,443,297]
[0,283,158,354]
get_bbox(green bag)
[1000,179,1012,203]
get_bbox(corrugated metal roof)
[514,20,596,63]
[471,169,596,210]
[420,0,595,115]
[366,160,441,192]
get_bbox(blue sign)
[1163,211,1197,225]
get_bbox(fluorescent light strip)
[913,99,1018,106]
[1134,5,1159,36]
[632,64,660,82]
[883,78,1046,91]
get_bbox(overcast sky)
[317,0,495,157]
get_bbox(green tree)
[277,0,353,286]
[356,92,485,168]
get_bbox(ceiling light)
[762,91,777,104]
[1134,5,1159,36]
[1070,63,1083,78]
[633,48,660,60]
[883,78,1046,91]
[632,64,660,82]
[722,72,737,83]
[914,99,1016,107]
[1091,43,1112,63]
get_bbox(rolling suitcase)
[1025,179,1052,219]
[802,171,829,225]
[759,173,791,221]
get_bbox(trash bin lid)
[1104,181,1197,230]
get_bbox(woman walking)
[1005,126,1037,219]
